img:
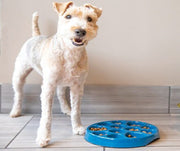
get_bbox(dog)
[9,1,102,147]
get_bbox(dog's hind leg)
[10,59,33,118]
[56,86,71,116]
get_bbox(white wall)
[1,0,180,85]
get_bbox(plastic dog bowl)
[84,120,160,148]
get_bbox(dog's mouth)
[72,38,86,47]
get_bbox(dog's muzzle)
[72,29,87,47]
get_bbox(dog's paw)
[62,108,71,116]
[9,109,21,118]
[36,137,50,147]
[73,126,85,135]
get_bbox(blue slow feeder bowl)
[84,120,160,148]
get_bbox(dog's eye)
[65,15,72,19]
[87,16,93,22]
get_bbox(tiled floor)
[1,114,180,151]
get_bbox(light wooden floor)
[1,114,180,151]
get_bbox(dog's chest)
[44,48,88,85]
[39,37,88,85]
[60,49,88,84]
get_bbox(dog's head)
[53,1,102,48]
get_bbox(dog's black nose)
[75,29,86,37]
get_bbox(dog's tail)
[32,12,41,37]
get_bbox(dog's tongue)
[74,38,83,43]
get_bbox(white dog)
[9,1,102,147]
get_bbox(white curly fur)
[10,1,102,147]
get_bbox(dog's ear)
[84,4,102,18]
[53,1,73,15]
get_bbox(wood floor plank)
[0,115,33,148]
[106,147,180,151]
[0,148,101,151]
[2,147,180,151]
[7,114,180,148]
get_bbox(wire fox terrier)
[9,1,102,147]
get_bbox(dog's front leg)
[70,84,85,135]
[36,79,56,147]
